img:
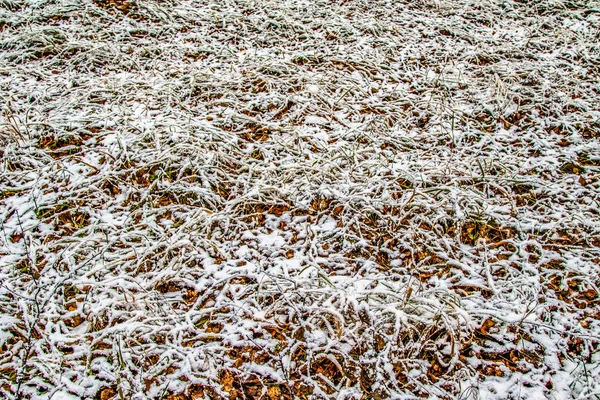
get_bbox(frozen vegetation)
[1,0,599,398]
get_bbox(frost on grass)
[1,0,599,399]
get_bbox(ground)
[1,0,599,399]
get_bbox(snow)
[1,0,600,398]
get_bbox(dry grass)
[1,0,600,399]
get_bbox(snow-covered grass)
[1,0,599,398]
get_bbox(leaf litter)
[1,0,599,399]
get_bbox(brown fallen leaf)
[268,385,281,400]
[221,370,234,392]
